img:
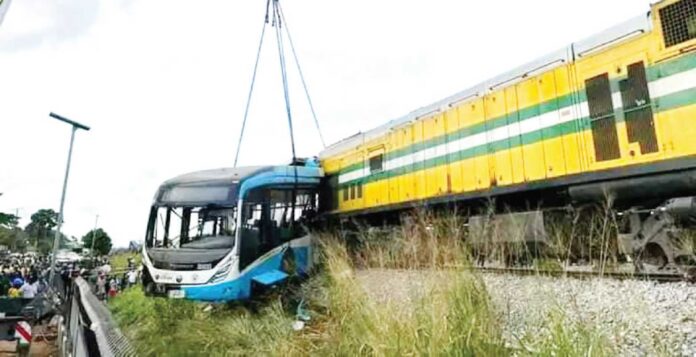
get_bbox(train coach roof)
[320,12,652,159]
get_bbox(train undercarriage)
[335,169,696,280]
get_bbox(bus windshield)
[146,206,237,250]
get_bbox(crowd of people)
[94,257,140,301]
[0,251,142,302]
[0,253,49,299]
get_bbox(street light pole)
[48,112,90,286]
[90,214,99,256]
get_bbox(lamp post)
[90,214,99,256]
[48,112,90,286]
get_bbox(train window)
[660,0,696,47]
[620,62,658,154]
[350,184,356,200]
[585,73,621,161]
[357,183,363,198]
[342,188,349,201]
[369,154,384,173]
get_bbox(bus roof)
[154,165,323,206]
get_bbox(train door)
[367,146,386,206]
[578,53,661,170]
[616,56,661,161]
[577,60,624,169]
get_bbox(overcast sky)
[0,0,654,247]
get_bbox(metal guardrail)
[57,277,135,357]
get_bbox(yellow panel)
[485,92,512,186]
[457,103,477,191]
[398,125,416,202]
[660,104,696,157]
[462,98,490,189]
[554,66,583,175]
[538,71,567,178]
[338,155,353,211]
[445,107,464,193]
[423,116,438,197]
[388,131,400,204]
[504,86,525,184]
[516,77,546,181]
[413,120,427,199]
[370,145,389,208]
[433,114,449,195]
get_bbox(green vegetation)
[110,214,615,356]
[82,228,113,256]
[0,206,80,253]
[110,252,141,271]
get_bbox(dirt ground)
[0,324,58,357]
[0,340,57,357]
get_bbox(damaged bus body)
[141,162,322,302]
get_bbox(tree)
[0,212,19,228]
[24,209,58,251]
[82,228,113,256]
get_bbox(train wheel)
[635,243,669,272]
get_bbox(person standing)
[8,278,22,298]
[19,279,36,299]
[108,277,118,299]
[126,269,138,288]
[96,273,107,300]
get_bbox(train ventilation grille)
[660,0,696,47]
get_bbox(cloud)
[0,0,100,52]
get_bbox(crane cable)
[233,0,270,168]
[272,0,297,163]
[271,0,300,225]
[233,0,326,168]
[277,4,326,149]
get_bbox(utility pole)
[90,214,99,257]
[48,112,90,286]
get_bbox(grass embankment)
[109,252,141,271]
[110,213,614,356]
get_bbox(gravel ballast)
[356,270,696,356]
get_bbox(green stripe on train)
[336,52,696,176]
[337,87,696,189]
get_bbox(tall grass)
[349,209,472,270]
[110,217,614,356]
[309,238,505,356]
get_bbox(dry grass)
[110,218,617,356]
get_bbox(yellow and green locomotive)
[318,0,696,267]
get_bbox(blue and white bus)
[141,160,322,301]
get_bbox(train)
[142,0,696,301]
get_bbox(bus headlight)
[209,259,233,284]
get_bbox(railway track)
[471,266,694,283]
